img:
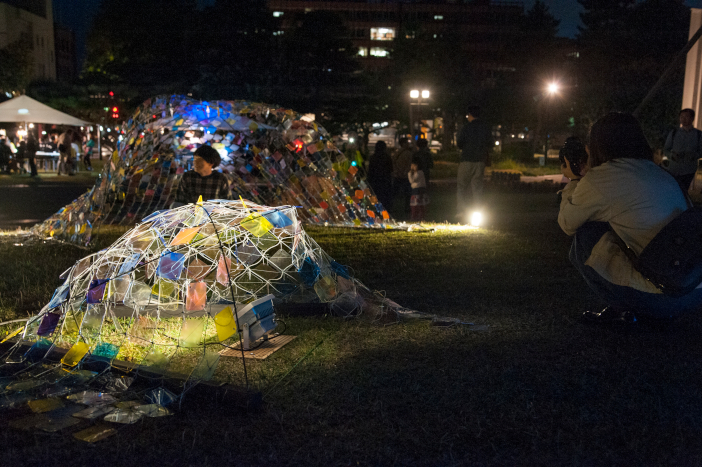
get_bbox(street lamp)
[536,81,561,165]
[409,89,430,139]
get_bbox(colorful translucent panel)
[61,341,90,367]
[156,252,186,280]
[180,319,205,348]
[170,226,200,246]
[214,306,237,342]
[185,257,211,280]
[92,342,120,360]
[141,349,170,372]
[87,279,108,304]
[36,313,60,336]
[118,253,141,275]
[47,283,71,310]
[216,255,233,285]
[240,214,273,237]
[186,281,207,311]
[263,210,293,228]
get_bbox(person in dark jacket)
[367,141,394,211]
[27,134,38,176]
[413,138,434,187]
[172,144,232,207]
[456,106,492,213]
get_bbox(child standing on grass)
[408,158,428,221]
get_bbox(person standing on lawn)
[83,134,94,171]
[662,108,702,193]
[172,145,232,207]
[559,112,702,324]
[391,136,413,216]
[408,157,428,221]
[367,141,394,211]
[0,136,11,173]
[456,106,492,214]
[413,138,434,188]
[27,133,38,176]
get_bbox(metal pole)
[409,99,414,140]
[97,125,102,161]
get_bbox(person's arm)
[557,176,607,236]
[664,130,674,154]
[456,127,465,150]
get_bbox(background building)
[0,0,56,81]
[268,0,524,73]
[54,22,76,81]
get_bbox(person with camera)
[662,108,702,193]
[559,112,702,325]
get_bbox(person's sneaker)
[582,306,637,325]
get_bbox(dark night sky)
[52,0,702,68]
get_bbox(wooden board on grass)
[219,334,296,360]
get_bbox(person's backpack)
[611,167,702,297]
[631,206,702,297]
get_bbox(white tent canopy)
[0,95,90,126]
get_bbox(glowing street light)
[409,89,430,139]
[547,82,559,95]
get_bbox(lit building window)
[357,47,369,57]
[370,47,390,58]
[273,11,284,17]
[434,15,444,20]
[370,28,395,41]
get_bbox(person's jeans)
[570,222,702,319]
[457,161,485,212]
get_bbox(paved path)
[0,178,94,231]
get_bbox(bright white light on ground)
[495,141,500,146]
[470,211,483,227]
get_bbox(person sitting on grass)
[172,145,232,207]
[558,112,702,325]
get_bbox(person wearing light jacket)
[559,112,702,324]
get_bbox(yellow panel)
[240,214,273,237]
[214,306,237,342]
[61,341,90,367]
[1,326,23,344]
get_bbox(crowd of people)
[365,135,434,222]
[0,128,96,176]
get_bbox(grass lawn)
[2,183,702,465]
